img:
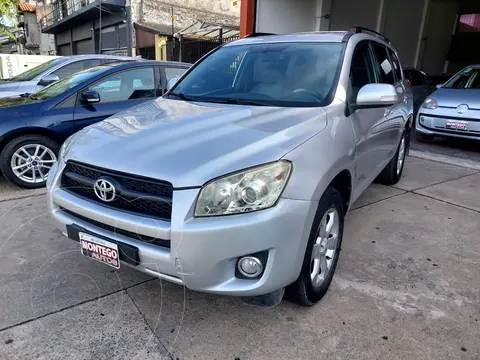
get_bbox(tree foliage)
[0,0,18,40]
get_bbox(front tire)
[375,132,406,185]
[286,187,344,306]
[0,135,59,189]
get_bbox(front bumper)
[47,160,317,296]
[416,108,480,141]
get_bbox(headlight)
[195,161,292,217]
[422,98,438,110]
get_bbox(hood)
[0,95,41,109]
[67,98,328,187]
[431,88,480,109]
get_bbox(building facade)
[39,0,239,58]
[17,3,56,55]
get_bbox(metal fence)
[172,34,239,64]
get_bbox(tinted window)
[350,43,376,92]
[387,48,402,82]
[171,43,344,107]
[165,67,188,82]
[444,67,480,89]
[88,67,156,103]
[408,70,425,86]
[52,59,103,79]
[30,66,109,101]
[371,43,395,84]
[10,58,66,81]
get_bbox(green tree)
[0,0,18,39]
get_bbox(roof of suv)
[225,31,392,47]
[226,31,350,46]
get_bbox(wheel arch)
[327,169,352,214]
[0,127,62,154]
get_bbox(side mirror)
[38,74,60,87]
[81,90,100,104]
[436,83,443,89]
[167,78,178,91]
[356,84,398,108]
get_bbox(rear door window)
[371,43,395,84]
[387,48,402,82]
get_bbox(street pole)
[125,0,133,56]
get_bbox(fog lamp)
[238,256,263,278]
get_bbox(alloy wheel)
[310,207,339,288]
[396,136,406,176]
[10,144,57,184]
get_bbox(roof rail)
[350,26,391,44]
[244,32,276,38]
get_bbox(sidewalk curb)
[409,150,480,171]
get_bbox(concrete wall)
[420,0,458,74]
[329,0,382,31]
[256,0,316,34]
[138,0,239,35]
[381,0,426,67]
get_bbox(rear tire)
[286,187,344,306]
[0,135,59,189]
[375,132,406,185]
[415,132,434,143]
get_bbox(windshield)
[443,67,480,89]
[170,42,344,107]
[31,66,109,101]
[10,58,66,81]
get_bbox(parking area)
[0,154,479,360]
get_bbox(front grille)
[60,161,173,220]
[61,207,170,249]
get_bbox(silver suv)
[47,29,413,307]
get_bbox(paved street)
[0,155,479,360]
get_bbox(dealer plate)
[446,120,468,131]
[80,232,120,269]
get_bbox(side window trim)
[367,42,381,84]
[75,66,157,106]
[156,66,164,96]
[386,47,403,84]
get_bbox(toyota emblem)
[456,104,469,114]
[94,178,116,202]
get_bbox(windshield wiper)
[203,98,270,106]
[19,93,32,98]
[168,92,198,101]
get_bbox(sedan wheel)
[0,135,59,189]
[11,144,57,184]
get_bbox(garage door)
[57,44,72,56]
[74,39,93,55]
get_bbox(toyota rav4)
[47,28,413,307]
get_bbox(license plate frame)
[80,232,120,269]
[66,224,140,267]
[446,120,468,131]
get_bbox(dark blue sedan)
[0,60,190,188]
